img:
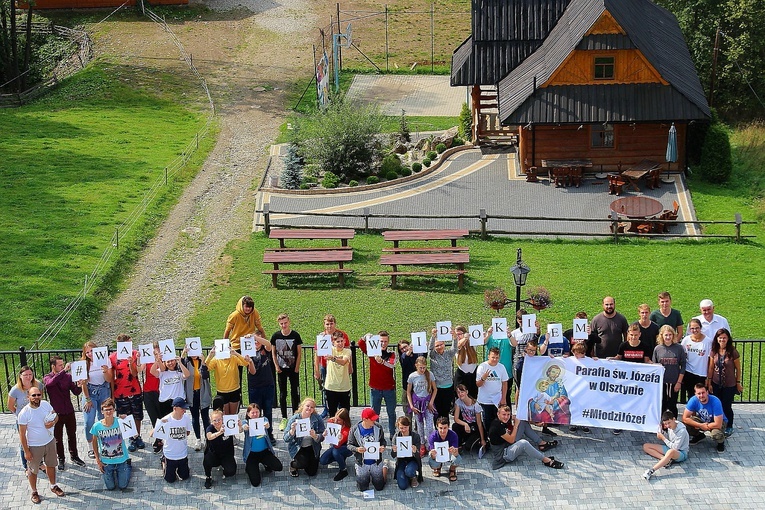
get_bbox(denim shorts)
[662,445,688,462]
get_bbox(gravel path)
[92,0,315,343]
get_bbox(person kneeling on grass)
[642,411,689,480]
[488,405,563,470]
[91,398,132,491]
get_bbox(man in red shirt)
[359,331,397,439]
[108,334,145,452]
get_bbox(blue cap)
[171,397,189,409]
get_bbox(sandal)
[432,468,441,477]
[50,485,65,497]
[31,492,41,504]
[543,457,564,469]
[448,467,457,481]
[539,440,558,452]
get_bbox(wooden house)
[451,0,711,173]
[27,0,186,8]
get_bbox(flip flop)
[448,467,457,481]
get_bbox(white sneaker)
[643,469,653,481]
[194,439,202,451]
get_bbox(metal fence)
[2,340,764,414]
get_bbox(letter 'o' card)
[396,436,412,458]
[469,324,484,347]
[70,361,88,383]
[363,441,381,460]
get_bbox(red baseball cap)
[361,408,379,421]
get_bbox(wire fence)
[32,2,216,353]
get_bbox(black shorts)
[115,394,144,421]
[217,389,242,405]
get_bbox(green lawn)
[0,63,214,349]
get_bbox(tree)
[0,0,35,93]
[280,143,303,189]
[289,100,385,182]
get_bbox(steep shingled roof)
[496,0,710,124]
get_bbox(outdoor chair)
[646,168,662,189]
[608,174,627,195]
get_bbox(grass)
[0,62,215,350]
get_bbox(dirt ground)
[91,0,319,342]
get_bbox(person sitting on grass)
[642,411,690,480]
[488,405,563,470]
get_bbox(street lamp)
[509,248,530,313]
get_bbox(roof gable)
[497,0,710,124]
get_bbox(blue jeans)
[17,423,27,470]
[319,445,352,471]
[248,385,275,435]
[84,382,111,442]
[395,459,418,489]
[103,460,132,490]
[371,388,397,438]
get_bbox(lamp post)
[509,248,531,313]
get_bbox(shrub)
[399,109,410,142]
[299,183,310,189]
[426,150,438,160]
[302,176,317,184]
[322,171,340,188]
[697,122,733,182]
[280,143,303,189]
[348,180,359,187]
[411,162,422,173]
[385,170,399,180]
[436,143,446,154]
[366,176,379,185]
[423,158,431,167]
[459,102,472,141]
[400,167,412,177]
[381,153,402,176]
[452,137,464,146]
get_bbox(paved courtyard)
[2,405,762,509]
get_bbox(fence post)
[364,207,370,233]
[350,341,359,407]
[263,203,270,235]
[479,208,487,239]
[735,213,742,243]
[610,211,619,243]
[165,167,168,185]
[19,346,27,367]
[115,227,119,250]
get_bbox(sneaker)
[153,440,164,454]
[717,442,725,452]
[87,450,95,459]
[689,433,706,445]
[569,425,579,432]
[128,438,137,452]
[279,418,288,431]
[612,429,622,435]
[70,456,86,467]
[581,427,591,434]
[643,468,654,481]
[134,436,146,449]
[57,459,65,471]
[204,477,212,489]
[410,477,419,488]
[724,426,733,437]
[194,439,202,452]
[333,469,348,482]
[478,445,486,460]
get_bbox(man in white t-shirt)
[476,347,509,434]
[154,397,193,483]
[693,299,731,339]
[18,388,66,503]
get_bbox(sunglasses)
[30,394,42,397]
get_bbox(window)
[591,124,614,148]
[594,56,615,80]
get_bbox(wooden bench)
[378,252,469,289]
[621,160,661,192]
[265,246,353,252]
[262,250,353,287]
[269,228,355,248]
[381,246,469,253]
[382,229,469,248]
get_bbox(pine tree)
[280,144,303,189]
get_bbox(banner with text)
[516,356,664,432]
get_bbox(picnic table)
[620,160,662,192]
[541,159,593,188]
[382,229,469,249]
[378,252,470,290]
[268,228,355,249]
[262,250,354,287]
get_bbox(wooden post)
[364,207,370,233]
[263,203,270,235]
[479,208,487,240]
[610,211,620,243]
[735,213,742,243]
